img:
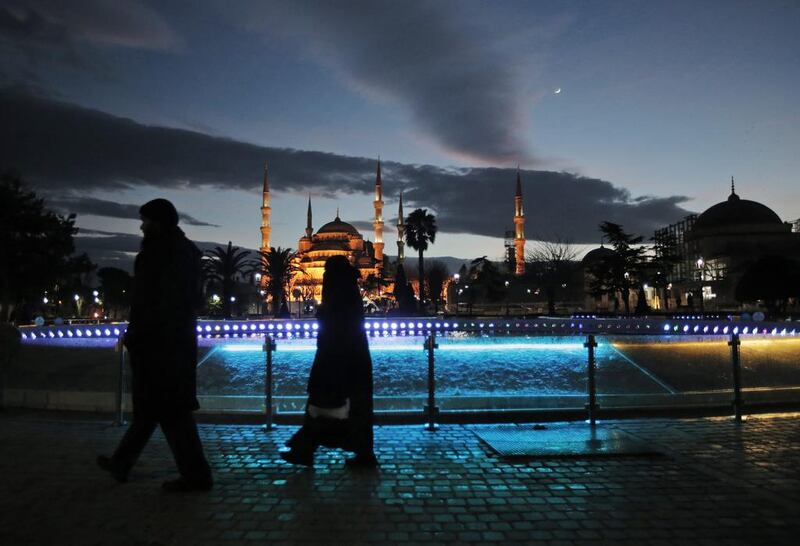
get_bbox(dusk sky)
[2,0,799,269]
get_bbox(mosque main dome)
[691,183,786,236]
[316,216,361,236]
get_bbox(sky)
[2,0,799,270]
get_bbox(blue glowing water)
[195,334,668,397]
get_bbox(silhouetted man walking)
[98,199,212,492]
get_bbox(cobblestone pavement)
[1,411,799,545]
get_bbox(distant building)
[656,178,800,309]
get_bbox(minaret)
[260,162,271,254]
[513,168,525,276]
[373,159,385,272]
[396,191,405,262]
[305,195,313,238]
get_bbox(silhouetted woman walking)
[281,255,377,468]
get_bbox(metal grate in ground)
[473,422,662,457]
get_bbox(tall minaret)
[513,168,525,276]
[396,191,405,263]
[305,195,313,238]
[373,159,385,272]
[260,162,271,254]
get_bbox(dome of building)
[692,186,784,234]
[316,216,360,236]
[582,245,617,265]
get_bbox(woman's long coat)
[125,229,202,412]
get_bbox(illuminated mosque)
[258,160,526,303]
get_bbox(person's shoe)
[161,477,213,493]
[279,449,313,467]
[96,455,127,483]
[344,454,379,469]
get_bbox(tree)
[425,260,449,315]
[649,232,682,310]
[590,222,649,315]
[255,247,300,318]
[0,173,81,323]
[469,256,506,307]
[526,238,578,315]
[202,241,251,318]
[392,263,417,314]
[404,208,437,313]
[97,267,132,320]
[735,256,800,316]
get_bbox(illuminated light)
[268,324,275,330]
[67,330,73,337]
[703,325,709,333]
[249,324,256,331]
[223,325,230,331]
[258,324,265,330]
[277,324,283,330]
[196,326,202,333]
[742,326,749,334]
[30,332,36,339]
[505,323,510,328]
[452,322,459,328]
[303,323,310,330]
[21,333,28,340]
[312,322,319,330]
[57,330,64,337]
[287,323,294,330]
[399,322,406,329]
[443,323,450,328]
[426,322,432,329]
[85,330,92,337]
[673,325,679,332]
[390,322,398,329]
[772,328,778,335]
[723,326,729,334]
[214,325,221,331]
[713,326,719,333]
[204,325,211,332]
[364,323,372,329]
[382,322,389,330]
[232,325,239,331]
[277,332,284,338]
[417,322,423,329]
[48,331,54,338]
[683,325,689,333]
[781,328,787,336]
[488,323,494,328]
[479,323,485,328]
[435,323,441,329]
[733,327,739,335]
[693,325,699,333]
[104,329,111,336]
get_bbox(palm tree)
[404,208,437,313]
[255,247,300,318]
[202,241,251,318]
[425,260,449,315]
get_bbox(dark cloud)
[248,0,532,164]
[48,196,219,227]
[0,0,179,85]
[1,88,695,244]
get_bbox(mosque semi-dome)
[692,184,785,235]
[582,245,617,265]
[316,217,361,236]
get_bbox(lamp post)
[696,257,705,314]
[504,280,510,316]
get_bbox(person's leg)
[110,403,159,475]
[159,409,212,485]
[344,394,377,467]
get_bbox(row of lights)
[20,319,799,341]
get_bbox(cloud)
[48,196,219,227]
[0,0,181,85]
[241,0,533,165]
[1,87,695,244]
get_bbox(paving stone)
[1,411,800,544]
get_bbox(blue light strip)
[18,318,799,342]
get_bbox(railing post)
[729,332,743,422]
[424,332,439,431]
[112,334,126,427]
[584,334,598,427]
[263,335,276,432]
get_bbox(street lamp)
[696,257,705,313]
